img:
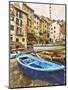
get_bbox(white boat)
[33,44,65,51]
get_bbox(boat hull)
[33,44,65,51]
[17,61,65,85]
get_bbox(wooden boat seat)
[20,57,36,65]
[28,61,37,65]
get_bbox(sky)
[26,3,65,20]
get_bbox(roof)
[23,3,34,12]
[40,16,52,24]
[10,3,28,16]
[44,17,52,24]
[34,14,40,19]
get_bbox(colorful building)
[49,21,60,43]
[10,2,28,48]
[39,16,50,43]
[10,2,65,47]
[34,14,40,36]
[40,16,46,34]
[22,3,34,33]
[59,20,66,43]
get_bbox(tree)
[27,32,37,44]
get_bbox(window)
[54,31,56,33]
[22,38,25,41]
[20,20,22,26]
[10,10,14,16]
[10,25,14,30]
[16,27,19,33]
[16,18,19,25]
[20,28,22,33]
[54,26,56,29]
[30,20,32,25]
[50,38,52,42]
[47,34,49,38]
[28,18,32,25]
[30,16,32,19]
[10,37,13,41]
[51,28,53,30]
[16,10,19,17]
[10,16,14,21]
[16,27,22,35]
[27,19,29,26]
[19,12,22,18]
[16,38,19,42]
[16,27,20,34]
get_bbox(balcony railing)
[16,32,23,36]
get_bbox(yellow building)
[34,14,40,36]
[10,2,28,48]
[39,16,49,43]
[40,16,48,34]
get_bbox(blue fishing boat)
[16,53,65,85]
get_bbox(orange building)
[10,2,28,48]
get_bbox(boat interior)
[18,54,65,70]
[20,57,52,69]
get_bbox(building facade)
[59,20,65,43]
[22,3,34,33]
[10,2,28,48]
[34,14,40,36]
[39,16,50,43]
[40,16,46,34]
[49,21,60,43]
[10,2,65,47]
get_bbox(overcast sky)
[27,3,65,21]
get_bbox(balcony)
[16,28,24,36]
[16,32,23,36]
